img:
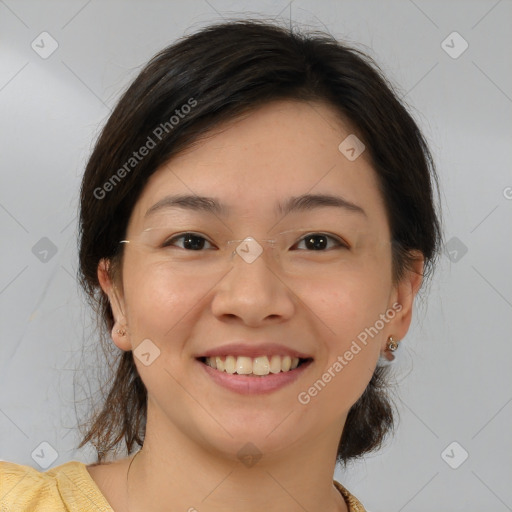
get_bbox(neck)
[124,406,348,512]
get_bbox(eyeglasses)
[119,226,354,278]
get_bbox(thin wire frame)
[119,227,354,277]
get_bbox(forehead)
[128,99,388,231]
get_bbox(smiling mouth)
[197,355,313,377]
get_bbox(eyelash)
[161,232,349,251]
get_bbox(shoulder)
[333,479,367,512]
[0,460,113,511]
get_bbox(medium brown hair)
[77,19,442,464]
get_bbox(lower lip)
[197,359,313,395]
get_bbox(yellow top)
[0,460,366,511]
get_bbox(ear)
[383,251,424,349]
[97,258,131,351]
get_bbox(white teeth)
[253,356,270,375]
[269,355,281,374]
[204,355,302,375]
[225,355,236,374]
[236,356,253,375]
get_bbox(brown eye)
[163,233,215,251]
[294,233,348,251]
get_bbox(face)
[99,99,422,462]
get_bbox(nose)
[210,247,296,327]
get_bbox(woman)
[0,19,441,511]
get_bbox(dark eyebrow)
[277,193,367,218]
[145,194,226,218]
[145,193,366,218]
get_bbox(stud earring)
[381,335,400,362]
[116,328,127,337]
[386,336,399,352]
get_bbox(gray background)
[1,1,511,510]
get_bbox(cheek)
[296,278,385,414]
[121,258,204,338]
[298,266,391,340]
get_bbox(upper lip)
[197,342,313,360]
